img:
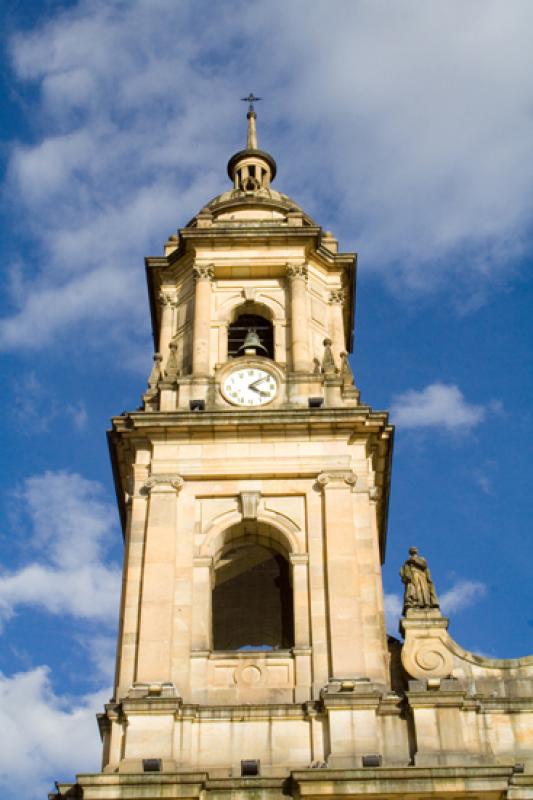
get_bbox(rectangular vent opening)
[362,754,382,768]
[308,397,324,408]
[241,759,260,777]
[143,758,162,772]
[189,399,205,411]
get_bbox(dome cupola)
[227,94,277,192]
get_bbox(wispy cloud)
[390,382,492,431]
[440,579,487,614]
[2,1,533,352]
[0,471,120,627]
[12,375,90,434]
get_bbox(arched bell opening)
[228,312,274,359]
[211,524,294,651]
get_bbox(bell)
[238,328,268,356]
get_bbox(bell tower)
[100,100,394,777]
[52,101,533,800]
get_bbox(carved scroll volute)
[316,470,357,490]
[400,625,454,680]
[142,475,184,495]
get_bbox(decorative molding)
[316,470,357,489]
[289,553,309,565]
[329,288,345,304]
[286,263,308,281]
[142,475,184,494]
[240,490,261,520]
[193,263,215,282]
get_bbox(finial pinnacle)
[240,93,261,150]
[241,93,261,114]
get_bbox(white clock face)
[222,367,278,407]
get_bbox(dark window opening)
[212,542,294,650]
[228,313,274,359]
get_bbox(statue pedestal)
[400,610,454,680]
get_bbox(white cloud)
[390,382,488,431]
[1,0,533,350]
[77,634,117,684]
[66,401,88,431]
[384,592,403,633]
[0,471,120,627]
[440,579,487,614]
[384,579,487,634]
[0,666,107,799]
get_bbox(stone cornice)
[110,406,392,435]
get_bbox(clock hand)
[249,383,269,396]
[249,377,268,390]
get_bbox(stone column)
[135,475,183,684]
[159,291,175,359]
[329,288,345,362]
[317,470,366,678]
[286,263,310,372]
[192,264,214,376]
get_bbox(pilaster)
[192,263,214,376]
[136,475,184,683]
[286,263,310,372]
[316,469,366,679]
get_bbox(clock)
[222,366,278,407]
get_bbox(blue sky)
[0,0,532,796]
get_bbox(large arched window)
[228,313,274,359]
[212,529,294,651]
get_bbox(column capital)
[316,470,357,489]
[286,262,308,281]
[142,474,184,495]
[159,291,175,307]
[329,288,345,304]
[193,263,215,282]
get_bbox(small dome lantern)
[227,94,277,192]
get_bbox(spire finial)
[241,93,261,114]
[241,93,261,149]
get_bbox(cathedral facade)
[52,104,533,800]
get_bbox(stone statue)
[400,547,439,614]
[322,338,337,375]
[339,351,356,387]
[142,353,162,411]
